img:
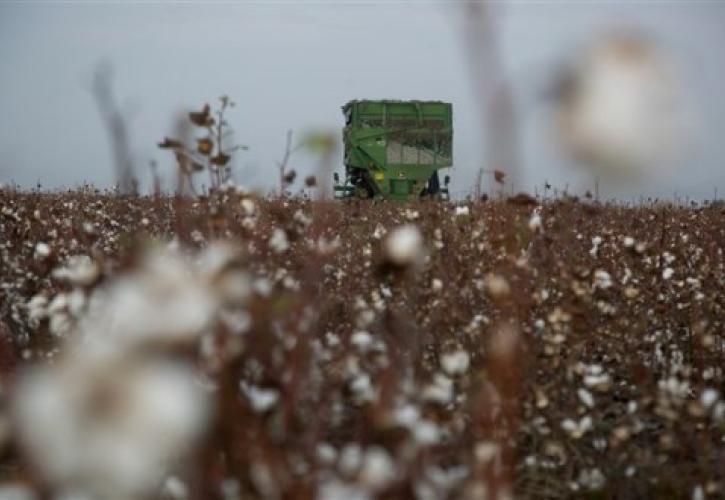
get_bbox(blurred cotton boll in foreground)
[553,33,691,181]
[14,357,208,498]
[81,247,218,351]
[8,243,249,498]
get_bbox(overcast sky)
[1,1,724,200]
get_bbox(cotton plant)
[11,242,252,498]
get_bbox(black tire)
[353,176,374,199]
[425,172,440,196]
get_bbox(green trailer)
[333,100,452,201]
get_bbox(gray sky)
[1,1,724,200]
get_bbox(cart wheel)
[355,185,369,199]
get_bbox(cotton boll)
[240,198,256,216]
[34,242,51,260]
[81,248,218,349]
[13,357,208,498]
[240,382,279,413]
[26,294,49,325]
[351,331,374,351]
[593,269,613,290]
[422,373,454,404]
[483,273,511,299]
[318,480,368,500]
[162,476,189,499]
[455,205,470,217]
[555,33,690,180]
[578,388,595,408]
[359,447,396,491]
[528,209,543,233]
[269,228,290,254]
[441,350,470,376]
[701,389,719,409]
[51,255,100,286]
[383,225,423,267]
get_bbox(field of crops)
[1,187,724,499]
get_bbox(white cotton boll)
[713,402,725,423]
[662,267,675,280]
[240,382,279,413]
[34,242,51,260]
[528,210,543,233]
[561,418,578,433]
[101,278,213,345]
[253,278,273,297]
[26,294,48,324]
[383,225,423,267]
[316,443,338,465]
[422,373,454,404]
[66,289,86,317]
[474,441,500,464]
[338,443,363,476]
[197,242,238,278]
[162,476,189,499]
[561,415,592,439]
[13,358,208,498]
[240,198,256,216]
[593,269,613,289]
[392,405,440,445]
[293,209,313,228]
[556,34,691,180]
[455,205,470,217]
[318,480,368,500]
[584,372,611,390]
[84,249,218,348]
[47,293,69,316]
[483,273,511,299]
[199,244,251,303]
[351,331,374,351]
[49,312,73,338]
[441,350,470,376]
[219,309,252,335]
[269,228,289,254]
[372,223,387,240]
[700,389,719,408]
[578,468,606,491]
[214,270,252,304]
[411,420,440,445]
[51,256,100,286]
[404,209,420,221]
[359,447,396,490]
[578,388,595,408]
[393,404,420,428]
[349,373,376,402]
[590,236,602,258]
[46,293,75,337]
[190,230,204,243]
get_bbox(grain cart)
[333,100,452,200]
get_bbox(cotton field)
[0,186,724,499]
